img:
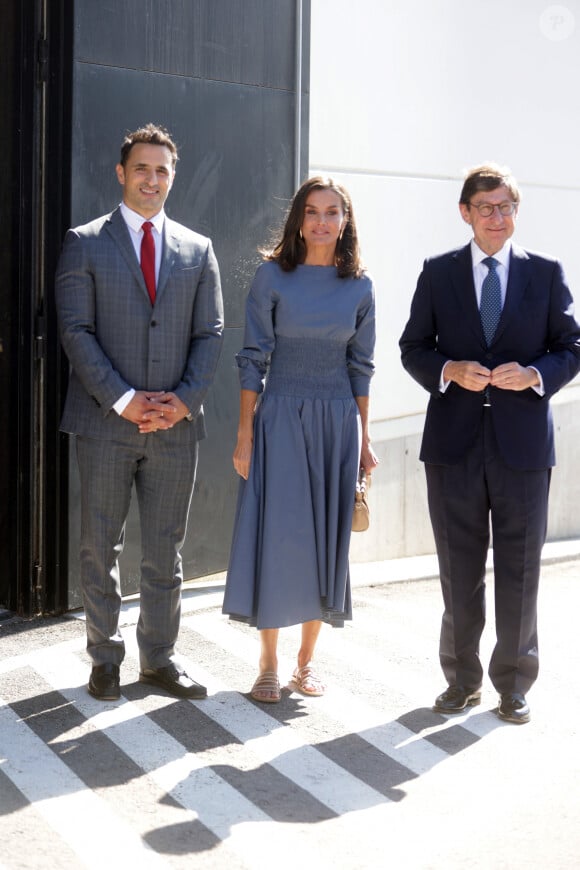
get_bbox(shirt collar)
[120,202,165,234]
[471,239,512,269]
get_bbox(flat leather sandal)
[292,664,326,697]
[250,671,281,703]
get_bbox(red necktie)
[140,221,156,304]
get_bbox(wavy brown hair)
[263,176,364,278]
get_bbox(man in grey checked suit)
[56,123,224,701]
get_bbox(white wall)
[309,0,580,556]
[310,0,580,424]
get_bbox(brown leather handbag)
[352,467,370,532]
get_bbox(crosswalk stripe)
[0,698,169,870]
[0,589,521,870]
[24,648,346,870]
[181,611,461,771]
[121,631,396,815]
[10,628,431,867]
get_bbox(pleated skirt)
[223,341,360,629]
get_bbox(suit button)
[150,320,157,327]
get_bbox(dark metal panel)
[63,1,309,605]
[4,0,308,613]
[182,326,242,578]
[74,0,298,90]
[0,0,18,612]
[1,0,73,616]
[69,63,297,324]
[65,69,300,602]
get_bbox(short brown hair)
[120,123,178,168]
[459,162,521,205]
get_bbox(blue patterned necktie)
[480,256,502,345]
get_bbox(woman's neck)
[303,249,336,266]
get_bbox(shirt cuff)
[113,388,135,415]
[529,366,545,397]
[439,361,451,393]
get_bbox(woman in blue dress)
[223,176,378,703]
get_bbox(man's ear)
[459,202,471,225]
[115,163,125,186]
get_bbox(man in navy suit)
[400,163,580,723]
[56,124,223,701]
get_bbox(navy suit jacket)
[56,207,224,445]
[400,243,580,470]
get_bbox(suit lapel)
[105,208,151,302]
[450,243,532,348]
[492,244,530,345]
[451,244,485,344]
[156,219,181,301]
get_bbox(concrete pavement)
[1,542,580,869]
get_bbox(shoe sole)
[433,694,482,713]
[497,710,530,724]
[88,685,120,701]
[291,682,325,697]
[250,692,281,703]
[138,672,207,699]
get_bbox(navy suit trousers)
[425,409,550,695]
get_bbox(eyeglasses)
[468,200,518,217]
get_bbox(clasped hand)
[445,360,540,392]
[121,390,190,433]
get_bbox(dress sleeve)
[235,263,277,393]
[347,276,376,397]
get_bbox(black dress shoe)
[88,664,120,700]
[139,664,207,699]
[497,692,530,724]
[433,685,482,713]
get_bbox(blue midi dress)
[222,261,375,629]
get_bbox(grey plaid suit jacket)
[56,207,224,444]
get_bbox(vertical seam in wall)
[294,0,303,188]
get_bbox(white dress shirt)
[113,204,165,415]
[440,239,543,394]
[471,238,510,307]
